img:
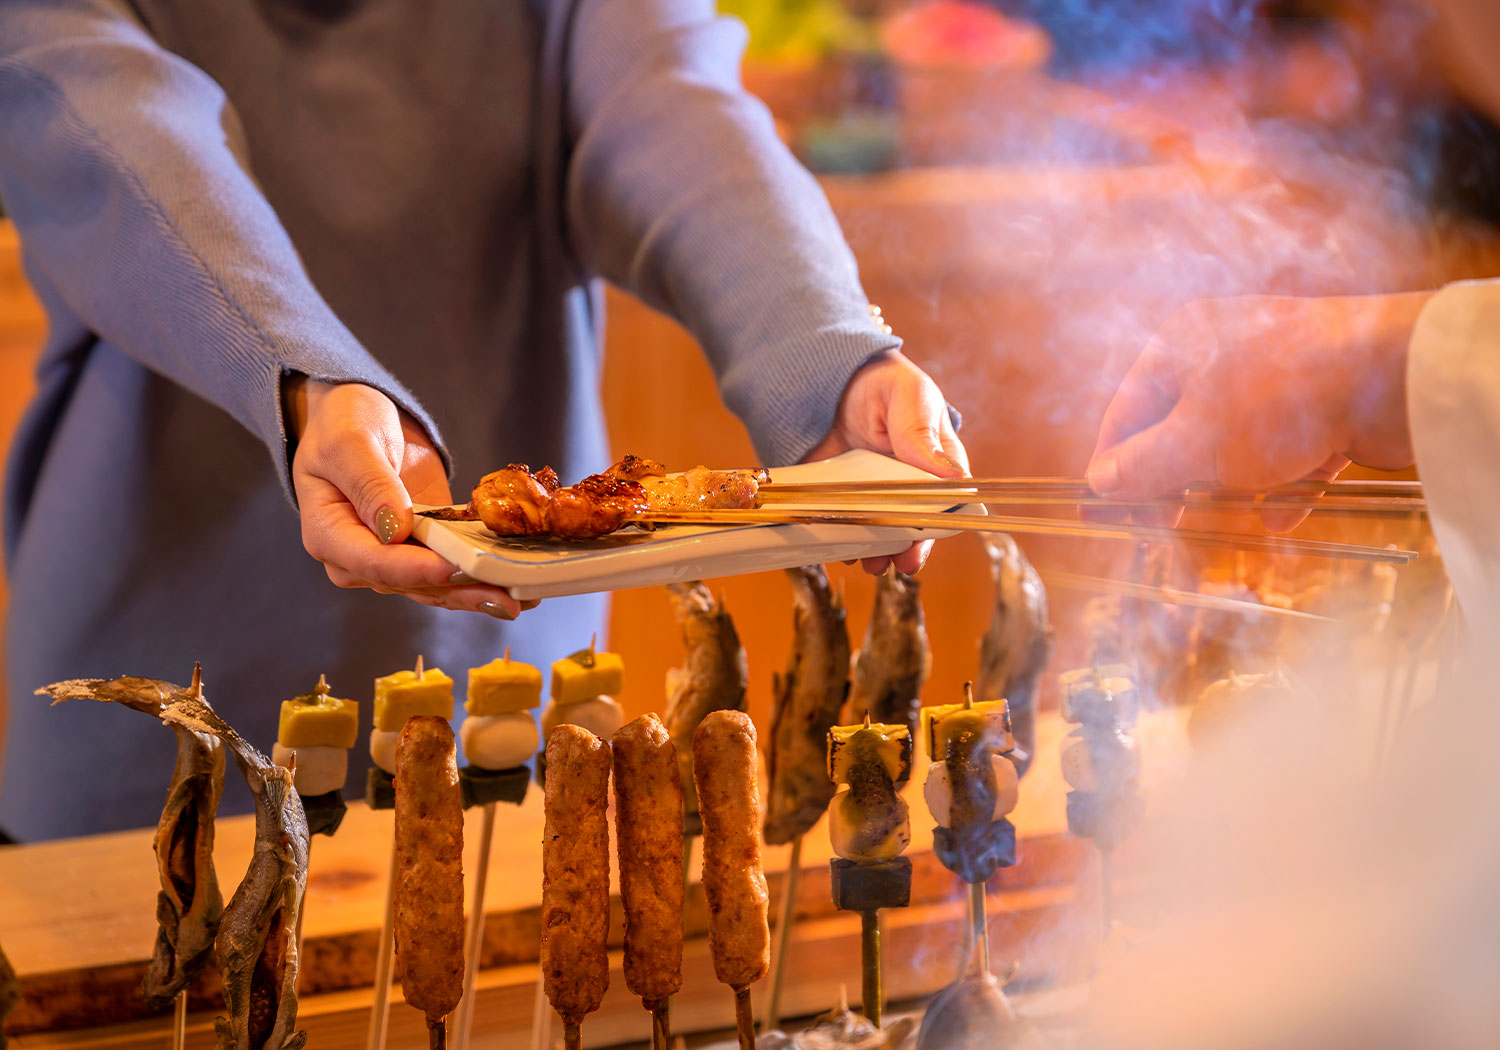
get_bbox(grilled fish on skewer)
[612,715,685,1010]
[976,536,1052,776]
[848,569,930,736]
[664,582,749,821]
[765,566,851,845]
[38,675,226,1011]
[393,716,465,1028]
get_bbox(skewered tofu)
[542,646,625,742]
[369,662,454,774]
[274,677,358,797]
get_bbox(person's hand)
[803,350,970,574]
[286,378,531,617]
[1086,294,1428,530]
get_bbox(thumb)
[327,432,414,545]
[887,378,964,478]
[1087,409,1216,501]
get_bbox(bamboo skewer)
[529,970,552,1050]
[641,508,1416,564]
[429,1020,447,1050]
[760,476,1425,498]
[1042,569,1332,622]
[733,987,756,1050]
[860,911,883,1027]
[172,991,187,1050]
[756,489,1426,515]
[367,846,399,1050]
[763,835,803,1030]
[969,882,990,978]
[451,801,498,1050]
[564,1023,581,1050]
[649,1001,671,1050]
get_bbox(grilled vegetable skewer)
[694,711,771,1050]
[541,725,613,1050]
[612,714,685,1050]
[451,651,538,1050]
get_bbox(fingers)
[1257,455,1349,534]
[886,372,966,479]
[1087,407,1216,503]
[886,538,933,576]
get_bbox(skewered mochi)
[827,723,912,862]
[461,654,542,769]
[274,677,359,796]
[922,695,1021,883]
[370,662,454,774]
[542,646,625,741]
[923,755,1019,826]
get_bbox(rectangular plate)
[410,449,986,599]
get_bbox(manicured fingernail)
[1087,457,1121,496]
[478,601,516,621]
[934,449,964,476]
[448,570,477,585]
[375,506,401,545]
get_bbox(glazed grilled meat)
[976,536,1052,776]
[455,457,765,540]
[764,565,851,846]
[848,569,930,736]
[664,582,749,820]
[38,675,226,1012]
[393,716,465,1027]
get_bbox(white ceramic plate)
[410,450,985,599]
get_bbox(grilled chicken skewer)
[541,725,613,1050]
[612,715,686,1050]
[694,711,771,1050]
[764,565,851,1030]
[39,672,227,1034]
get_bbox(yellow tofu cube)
[922,699,1013,759]
[466,656,543,716]
[550,647,623,706]
[373,666,454,731]
[277,681,359,750]
[827,723,912,786]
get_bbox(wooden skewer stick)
[759,476,1425,498]
[451,801,498,1050]
[755,489,1426,515]
[1099,848,1114,945]
[762,834,803,1030]
[733,987,756,1050]
[649,1001,670,1050]
[528,969,552,1050]
[639,508,1416,565]
[860,910,883,1028]
[969,881,990,978]
[172,990,187,1050]
[564,1022,581,1050]
[1043,569,1332,623]
[366,847,400,1050]
[429,1020,447,1050]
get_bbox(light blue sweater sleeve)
[563,0,900,467]
[0,0,449,495]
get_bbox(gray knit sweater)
[0,0,897,839]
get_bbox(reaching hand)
[286,378,530,618]
[804,350,970,574]
[1086,295,1427,530]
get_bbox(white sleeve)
[1407,279,1500,637]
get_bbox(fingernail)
[934,449,964,476]
[375,506,401,545]
[478,601,517,621]
[448,570,477,585]
[1087,457,1121,495]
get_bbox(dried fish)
[848,569,931,736]
[38,674,224,1010]
[765,565,851,846]
[976,537,1052,776]
[41,673,309,1050]
[664,582,749,819]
